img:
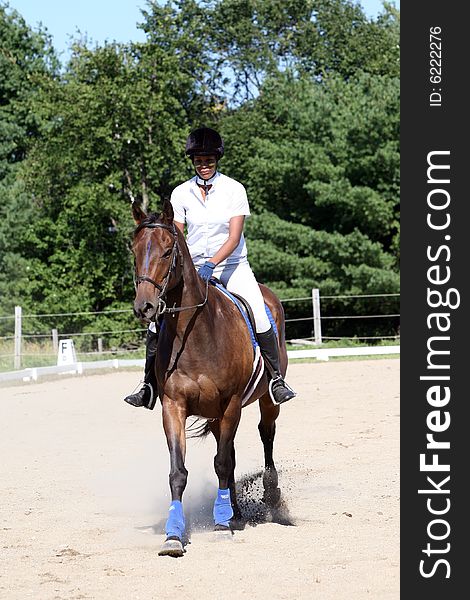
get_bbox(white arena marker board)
[57,339,77,366]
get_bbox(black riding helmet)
[185,127,224,160]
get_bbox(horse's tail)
[185,417,212,440]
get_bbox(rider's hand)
[198,261,216,282]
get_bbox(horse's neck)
[164,228,210,328]
[178,227,205,298]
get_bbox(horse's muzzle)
[134,299,157,322]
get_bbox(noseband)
[134,222,208,316]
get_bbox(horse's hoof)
[230,517,246,531]
[212,524,234,541]
[158,537,185,557]
[263,484,281,508]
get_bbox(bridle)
[134,222,209,317]
[134,222,178,295]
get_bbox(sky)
[6,0,400,61]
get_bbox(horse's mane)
[134,212,163,235]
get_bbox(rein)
[134,222,209,317]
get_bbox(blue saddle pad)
[212,282,278,352]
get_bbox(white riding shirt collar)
[195,171,219,187]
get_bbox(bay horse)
[131,200,288,557]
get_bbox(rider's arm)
[209,215,245,266]
[174,221,185,235]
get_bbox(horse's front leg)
[228,443,245,529]
[213,400,241,532]
[208,419,244,529]
[158,397,187,557]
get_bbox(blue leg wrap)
[165,500,185,539]
[213,488,233,527]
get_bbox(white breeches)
[213,261,271,333]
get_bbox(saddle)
[209,279,278,406]
[209,280,278,353]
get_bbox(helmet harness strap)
[195,169,218,196]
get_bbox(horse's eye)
[163,249,172,258]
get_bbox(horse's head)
[132,200,182,322]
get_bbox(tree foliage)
[0,3,58,320]
[0,0,400,342]
[221,71,399,243]
[209,0,399,99]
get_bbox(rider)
[124,127,296,408]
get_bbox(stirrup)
[124,381,156,410]
[268,377,296,406]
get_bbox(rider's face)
[193,155,217,180]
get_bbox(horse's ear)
[132,202,147,225]
[160,199,174,225]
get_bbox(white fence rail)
[0,359,142,383]
[0,346,400,384]
[0,290,400,371]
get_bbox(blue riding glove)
[198,261,216,282]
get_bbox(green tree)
[244,212,399,339]
[218,68,399,339]
[220,71,399,244]
[210,0,399,100]
[15,13,214,337]
[1,0,400,345]
[0,4,58,325]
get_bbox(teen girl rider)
[124,127,296,408]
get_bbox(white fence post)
[14,305,22,369]
[52,329,59,354]
[312,288,322,345]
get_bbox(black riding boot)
[257,326,296,405]
[124,328,159,410]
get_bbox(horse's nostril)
[134,299,156,320]
[142,302,155,316]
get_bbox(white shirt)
[170,172,251,267]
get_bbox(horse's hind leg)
[258,393,281,508]
[158,398,188,557]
